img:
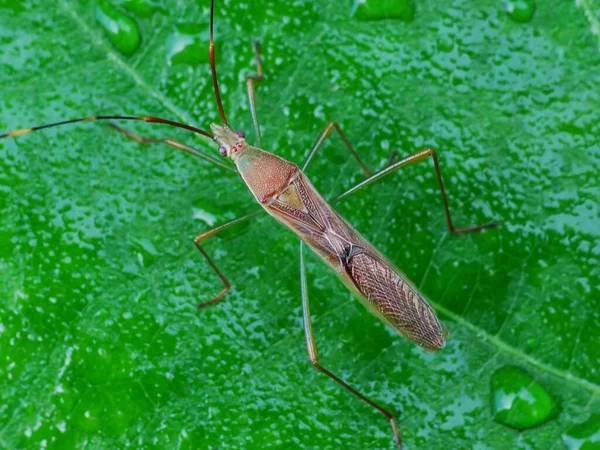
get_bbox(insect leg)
[334,148,497,234]
[195,210,263,308]
[109,123,234,172]
[384,150,400,169]
[302,121,371,177]
[299,242,403,449]
[246,40,264,147]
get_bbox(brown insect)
[0,1,496,448]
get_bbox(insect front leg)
[108,123,234,172]
[299,242,403,449]
[194,210,262,308]
[335,148,497,234]
[246,40,264,147]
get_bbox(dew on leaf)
[166,23,209,66]
[350,0,415,22]
[490,365,559,429]
[95,0,141,56]
[129,237,159,267]
[506,0,536,23]
[563,414,600,450]
[437,35,454,53]
[2,0,599,448]
[526,337,538,348]
[119,0,161,17]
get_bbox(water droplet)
[490,366,559,430]
[437,36,454,53]
[563,414,600,450]
[166,23,209,66]
[506,0,536,24]
[130,237,159,267]
[95,0,141,56]
[119,0,161,17]
[526,337,537,348]
[351,0,415,22]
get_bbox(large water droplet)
[95,0,141,56]
[351,0,415,22]
[506,0,536,23]
[490,365,559,430]
[120,0,160,18]
[166,23,209,66]
[563,414,600,450]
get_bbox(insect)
[1,1,496,448]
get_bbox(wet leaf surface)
[0,0,599,449]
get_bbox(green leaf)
[1,0,599,448]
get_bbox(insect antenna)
[209,0,228,126]
[1,2,229,142]
[0,115,214,141]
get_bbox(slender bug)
[1,1,497,448]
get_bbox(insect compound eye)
[218,146,228,157]
[235,130,245,138]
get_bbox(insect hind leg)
[299,242,403,449]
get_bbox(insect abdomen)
[344,250,447,351]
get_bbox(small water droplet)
[351,0,415,22]
[563,414,600,450]
[436,35,454,53]
[166,24,209,66]
[130,237,159,267]
[95,0,141,56]
[526,337,537,348]
[490,366,559,430]
[506,0,536,24]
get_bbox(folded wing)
[344,249,447,351]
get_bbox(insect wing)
[266,171,448,351]
[344,249,447,351]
